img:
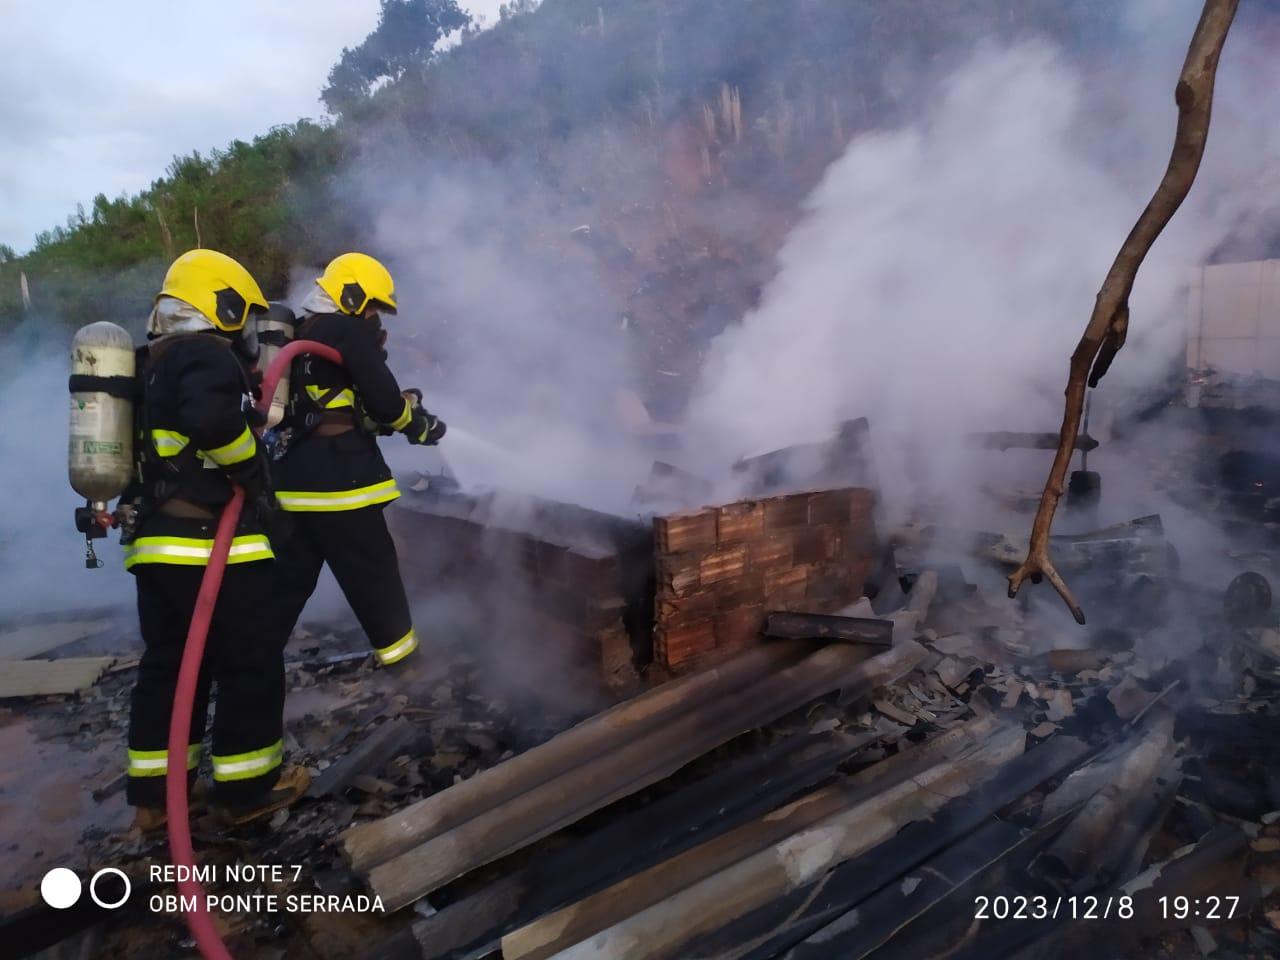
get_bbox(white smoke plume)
[682,2,1280,530]
[359,160,654,516]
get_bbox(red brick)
[716,605,765,648]
[565,553,619,593]
[655,509,718,553]
[763,494,810,531]
[849,488,876,522]
[851,555,876,589]
[658,619,717,667]
[792,527,835,564]
[715,573,766,612]
[717,501,765,543]
[749,536,793,573]
[657,555,701,595]
[843,522,878,558]
[807,567,856,606]
[700,544,749,585]
[808,489,853,525]
[657,590,717,627]
[764,565,810,606]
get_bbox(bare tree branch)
[1008,0,1239,624]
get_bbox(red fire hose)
[164,339,342,960]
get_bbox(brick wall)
[389,491,653,690]
[652,487,878,668]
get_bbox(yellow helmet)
[315,252,398,316]
[158,249,269,332]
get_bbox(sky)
[0,0,506,254]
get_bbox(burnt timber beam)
[341,640,812,873]
[363,641,929,912]
[397,731,870,960]
[763,612,893,647]
[504,724,1027,960]
[780,810,1078,960]
[501,714,1007,960]
[308,718,415,799]
[967,431,1100,452]
[684,735,1094,960]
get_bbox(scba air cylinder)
[250,302,295,428]
[68,321,136,503]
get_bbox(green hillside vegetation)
[0,0,1122,333]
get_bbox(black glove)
[407,409,446,445]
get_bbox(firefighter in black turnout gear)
[124,249,309,830]
[269,252,444,668]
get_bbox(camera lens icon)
[40,867,131,910]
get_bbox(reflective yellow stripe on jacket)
[123,534,274,570]
[152,429,190,458]
[389,397,413,431]
[274,478,400,513]
[212,739,284,782]
[204,425,257,466]
[127,744,202,778]
[152,426,255,466]
[306,384,356,409]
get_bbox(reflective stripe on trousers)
[212,739,284,782]
[374,629,417,666]
[128,743,202,777]
[274,478,400,513]
[123,534,274,570]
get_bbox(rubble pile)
[4,425,1280,960]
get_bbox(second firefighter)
[268,252,444,667]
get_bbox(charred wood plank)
[782,810,1076,960]
[763,612,893,647]
[504,723,1027,960]
[0,656,115,698]
[685,735,1094,960]
[968,431,1099,452]
[341,640,812,873]
[994,825,1256,960]
[399,731,869,960]
[1037,714,1174,886]
[308,718,415,799]
[501,714,1006,960]
[363,641,928,912]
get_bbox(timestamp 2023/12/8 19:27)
[974,894,1243,921]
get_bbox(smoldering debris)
[7,420,1280,959]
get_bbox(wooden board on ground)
[308,718,416,798]
[0,620,114,660]
[0,657,115,698]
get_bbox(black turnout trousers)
[126,561,285,808]
[268,504,416,666]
